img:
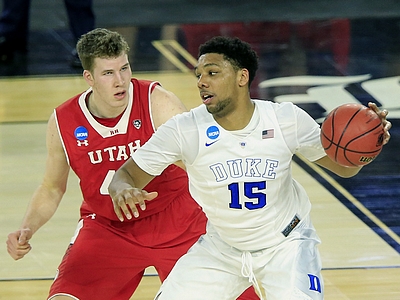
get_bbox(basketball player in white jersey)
[108,36,392,300]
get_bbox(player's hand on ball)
[321,103,385,167]
[6,229,32,260]
[368,102,391,145]
[112,187,158,221]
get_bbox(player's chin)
[205,104,216,113]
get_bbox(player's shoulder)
[56,93,83,113]
[150,83,177,100]
[187,105,211,121]
[254,99,295,110]
[132,78,164,100]
[167,104,208,127]
[172,104,205,117]
[132,77,159,87]
[254,100,298,119]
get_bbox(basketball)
[320,103,384,167]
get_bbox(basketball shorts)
[47,194,207,300]
[155,215,323,300]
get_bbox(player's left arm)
[315,102,392,177]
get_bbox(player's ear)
[83,70,94,86]
[238,68,250,87]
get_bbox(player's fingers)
[383,121,391,145]
[385,119,392,130]
[144,191,158,200]
[368,103,391,137]
[18,228,32,245]
[368,102,387,118]
[112,189,158,220]
[112,198,125,222]
[136,191,158,211]
[117,188,151,219]
[6,235,31,260]
[125,190,147,217]
[12,246,32,260]
[113,194,133,221]
[374,107,392,145]
[6,232,20,247]
[368,102,378,112]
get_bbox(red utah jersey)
[55,78,189,221]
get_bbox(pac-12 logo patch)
[133,119,141,129]
[74,126,89,140]
[206,125,220,139]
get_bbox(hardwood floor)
[1,268,400,299]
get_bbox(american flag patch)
[262,129,274,139]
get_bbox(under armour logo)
[87,213,96,219]
[77,140,89,146]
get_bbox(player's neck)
[214,99,255,131]
[86,92,126,119]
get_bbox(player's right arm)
[6,113,70,260]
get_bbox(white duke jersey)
[133,100,326,250]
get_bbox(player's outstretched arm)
[6,114,70,260]
[108,158,157,221]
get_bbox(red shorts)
[48,194,207,300]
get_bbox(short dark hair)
[198,36,259,86]
[76,28,130,72]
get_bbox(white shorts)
[155,216,323,300]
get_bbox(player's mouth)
[200,91,214,105]
[114,90,126,100]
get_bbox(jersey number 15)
[228,181,267,210]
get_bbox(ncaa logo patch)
[74,126,89,140]
[206,125,220,139]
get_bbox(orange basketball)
[320,103,384,167]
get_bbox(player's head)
[198,36,259,86]
[76,28,130,72]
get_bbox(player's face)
[195,53,241,118]
[85,54,132,115]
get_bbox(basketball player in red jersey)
[6,28,259,299]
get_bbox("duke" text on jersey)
[209,158,279,182]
